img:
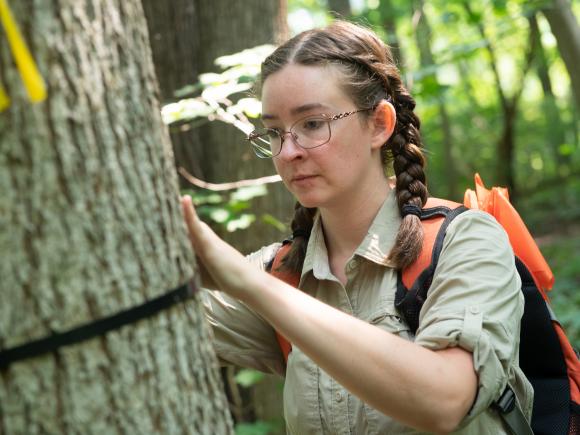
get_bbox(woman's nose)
[278,132,304,160]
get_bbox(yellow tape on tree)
[0,0,46,106]
[0,85,9,111]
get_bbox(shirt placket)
[328,257,362,435]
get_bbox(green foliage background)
[167,0,580,356]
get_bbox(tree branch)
[178,167,282,191]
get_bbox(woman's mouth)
[291,174,318,186]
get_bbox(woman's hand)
[180,195,256,299]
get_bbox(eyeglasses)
[247,108,374,158]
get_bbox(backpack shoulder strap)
[396,198,467,334]
[268,242,295,362]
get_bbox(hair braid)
[385,87,428,268]
[280,202,317,273]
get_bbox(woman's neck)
[319,178,392,261]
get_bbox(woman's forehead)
[261,64,351,118]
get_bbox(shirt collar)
[301,187,401,280]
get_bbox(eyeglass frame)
[246,107,376,158]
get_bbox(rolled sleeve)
[414,210,525,424]
[202,243,285,376]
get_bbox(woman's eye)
[302,118,325,130]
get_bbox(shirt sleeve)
[202,242,286,376]
[413,210,525,425]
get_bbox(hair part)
[264,21,429,273]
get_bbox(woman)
[181,21,532,434]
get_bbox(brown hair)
[261,20,428,272]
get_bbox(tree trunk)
[379,0,405,68]
[498,101,517,194]
[327,0,351,17]
[141,0,205,182]
[144,0,293,255]
[0,1,233,434]
[528,13,568,165]
[192,0,294,254]
[542,0,580,109]
[413,0,457,198]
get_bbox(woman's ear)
[370,100,396,150]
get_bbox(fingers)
[181,194,209,252]
[181,194,198,236]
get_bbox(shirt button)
[335,391,344,402]
[470,306,480,314]
[346,258,358,273]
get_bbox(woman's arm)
[181,195,477,433]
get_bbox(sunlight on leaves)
[235,369,265,387]
[230,185,268,202]
[215,45,276,69]
[226,214,256,232]
[161,99,214,124]
[209,208,230,223]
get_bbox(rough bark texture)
[0,1,233,434]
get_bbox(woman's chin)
[293,193,325,209]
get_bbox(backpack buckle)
[494,387,516,414]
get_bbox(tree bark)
[0,1,233,434]
[541,0,580,109]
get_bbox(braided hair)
[261,20,428,272]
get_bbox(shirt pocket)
[367,305,412,337]
[362,307,418,434]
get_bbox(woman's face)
[261,63,386,209]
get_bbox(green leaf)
[234,368,265,387]
[161,98,214,124]
[209,208,230,223]
[215,45,276,69]
[558,143,574,157]
[230,184,268,202]
[236,97,262,118]
[262,213,287,232]
[235,421,277,435]
[201,82,253,102]
[226,214,256,232]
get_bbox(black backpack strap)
[394,205,468,334]
[494,386,535,435]
[395,206,535,434]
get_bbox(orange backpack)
[269,174,580,435]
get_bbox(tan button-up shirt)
[203,190,533,434]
